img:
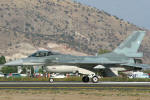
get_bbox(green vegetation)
[38,68,44,74]
[0,56,18,73]
[0,56,6,64]
[98,49,110,54]
[100,77,150,82]
[0,77,82,82]
[0,77,150,82]
[54,76,82,82]
[21,67,27,74]
[0,77,49,82]
[1,66,17,74]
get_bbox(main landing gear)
[82,75,90,82]
[82,75,99,83]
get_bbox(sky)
[74,0,150,30]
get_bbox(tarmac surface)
[0,82,150,89]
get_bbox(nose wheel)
[49,78,54,83]
[91,76,99,83]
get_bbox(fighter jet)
[4,31,150,83]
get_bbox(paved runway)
[0,82,150,89]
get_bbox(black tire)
[92,76,99,83]
[82,76,90,82]
[49,78,54,83]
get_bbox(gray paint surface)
[4,31,149,72]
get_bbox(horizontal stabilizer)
[121,63,150,69]
[123,52,143,58]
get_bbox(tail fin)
[113,31,146,57]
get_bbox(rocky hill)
[0,0,150,63]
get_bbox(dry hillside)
[0,0,150,63]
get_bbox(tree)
[1,66,17,74]
[21,66,34,74]
[0,56,17,73]
[20,66,27,74]
[31,66,34,74]
[0,56,6,64]
[38,68,43,74]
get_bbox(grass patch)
[0,77,49,81]
[0,77,150,82]
[100,77,150,82]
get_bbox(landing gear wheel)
[92,76,99,83]
[82,76,90,82]
[49,78,54,83]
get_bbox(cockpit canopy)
[28,50,61,57]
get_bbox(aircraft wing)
[50,60,125,65]
[4,58,46,66]
[47,56,127,65]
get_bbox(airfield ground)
[0,89,150,100]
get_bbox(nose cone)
[4,59,23,66]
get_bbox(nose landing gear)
[49,78,54,83]
[91,76,99,83]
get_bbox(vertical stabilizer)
[113,31,146,57]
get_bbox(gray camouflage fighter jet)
[4,31,150,83]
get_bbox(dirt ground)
[0,89,150,100]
